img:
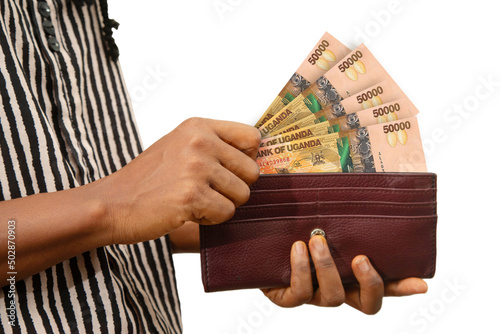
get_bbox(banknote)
[258,44,409,135]
[322,79,419,119]
[260,121,334,147]
[258,116,426,174]
[269,111,329,137]
[260,98,416,147]
[326,98,417,132]
[258,106,330,138]
[254,32,350,128]
[337,116,427,173]
[256,134,342,174]
[266,95,417,138]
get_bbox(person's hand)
[95,117,261,245]
[262,235,428,314]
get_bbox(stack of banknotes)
[254,32,427,174]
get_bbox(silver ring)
[310,228,326,238]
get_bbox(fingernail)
[295,242,305,255]
[312,236,324,253]
[357,257,370,272]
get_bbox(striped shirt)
[0,0,182,332]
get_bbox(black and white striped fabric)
[0,0,182,332]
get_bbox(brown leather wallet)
[200,173,437,292]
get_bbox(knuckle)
[187,133,209,151]
[364,274,384,291]
[180,182,203,207]
[183,117,205,128]
[294,287,313,304]
[315,255,335,270]
[211,166,229,186]
[186,155,207,173]
[293,258,311,273]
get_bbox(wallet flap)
[200,172,438,293]
[201,215,437,292]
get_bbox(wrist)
[80,178,116,248]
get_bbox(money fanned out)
[254,33,427,174]
[255,33,350,128]
[256,117,426,174]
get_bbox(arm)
[1,117,261,286]
[0,181,111,284]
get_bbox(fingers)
[288,241,314,305]
[214,140,260,186]
[203,118,262,160]
[179,118,260,212]
[345,255,384,315]
[206,139,259,206]
[209,164,251,207]
[263,241,314,307]
[308,236,345,307]
[189,187,235,225]
[384,278,428,297]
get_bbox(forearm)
[0,181,111,286]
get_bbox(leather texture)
[200,173,438,293]
[231,201,437,220]
[246,187,437,206]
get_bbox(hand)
[261,235,428,314]
[96,117,261,245]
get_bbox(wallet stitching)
[250,188,437,194]
[431,175,437,276]
[233,203,438,218]
[218,216,436,225]
[252,174,434,184]
[316,188,320,225]
[248,189,437,202]
[202,225,211,291]
[237,202,437,211]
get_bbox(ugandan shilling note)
[337,116,427,173]
[267,110,330,137]
[262,80,418,138]
[258,44,410,135]
[260,98,416,148]
[258,116,426,174]
[323,98,417,132]
[256,134,342,174]
[260,121,335,147]
[254,32,350,128]
[266,95,417,138]
[258,106,329,138]
[321,79,419,119]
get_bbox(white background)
[108,0,500,333]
